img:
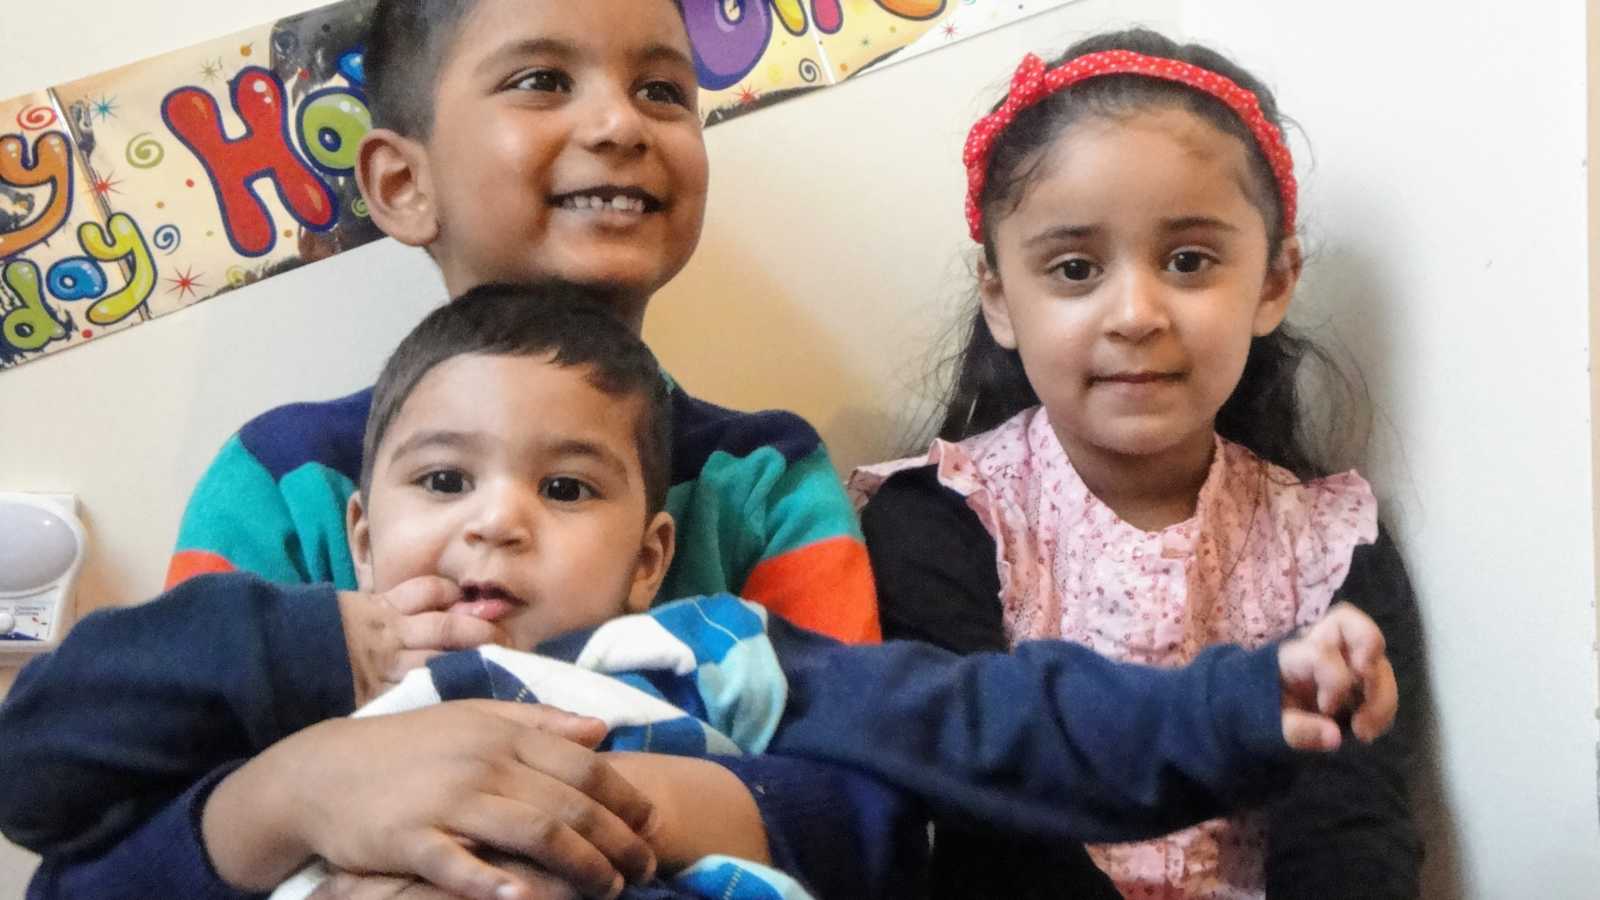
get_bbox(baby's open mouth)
[455,581,525,622]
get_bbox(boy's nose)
[464,485,534,550]
[1105,269,1171,343]
[578,86,649,155]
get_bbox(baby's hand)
[205,700,655,900]
[1277,602,1398,752]
[340,577,510,707]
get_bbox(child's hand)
[340,577,510,707]
[1277,602,1399,752]
[204,700,656,900]
[309,855,582,900]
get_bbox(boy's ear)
[976,259,1019,350]
[356,128,440,248]
[624,511,676,614]
[1253,236,1303,336]
[346,491,376,592]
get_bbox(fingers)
[509,722,658,841]
[450,796,626,900]
[469,700,610,750]
[309,870,417,900]
[397,611,507,653]
[1325,602,1387,676]
[1281,709,1342,752]
[1351,655,1398,743]
[383,577,463,616]
[400,831,552,900]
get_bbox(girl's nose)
[1105,268,1171,343]
[464,483,534,550]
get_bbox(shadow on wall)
[646,229,883,472]
[1296,228,1463,900]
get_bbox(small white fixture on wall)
[0,493,85,662]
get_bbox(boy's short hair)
[361,283,673,516]
[366,0,478,137]
[366,0,688,138]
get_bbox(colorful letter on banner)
[163,67,337,258]
[0,0,1086,371]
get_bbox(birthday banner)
[0,0,1082,370]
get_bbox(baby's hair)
[938,28,1360,479]
[361,283,673,516]
[365,0,690,138]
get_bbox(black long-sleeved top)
[862,464,1424,900]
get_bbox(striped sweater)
[166,381,880,643]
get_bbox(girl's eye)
[512,69,573,93]
[541,477,595,504]
[1168,251,1215,275]
[1054,258,1100,282]
[638,80,689,106]
[420,470,470,495]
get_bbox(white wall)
[2,1,1597,898]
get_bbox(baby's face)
[419,0,709,300]
[349,352,671,648]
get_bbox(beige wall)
[3,1,1600,898]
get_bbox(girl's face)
[980,107,1299,474]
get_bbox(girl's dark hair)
[937,28,1361,479]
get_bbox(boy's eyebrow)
[387,429,485,463]
[539,438,631,481]
[635,43,695,71]
[477,37,580,75]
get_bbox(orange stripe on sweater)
[164,550,237,590]
[741,536,881,644]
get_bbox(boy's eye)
[512,69,573,93]
[1167,251,1215,275]
[1054,258,1100,282]
[541,477,595,504]
[420,470,470,495]
[638,80,689,107]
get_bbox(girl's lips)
[1093,372,1182,385]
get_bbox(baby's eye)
[541,477,595,504]
[511,69,573,93]
[638,80,689,107]
[419,470,470,495]
[1053,258,1100,282]
[1167,251,1215,275]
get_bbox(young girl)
[855,29,1423,900]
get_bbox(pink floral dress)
[851,406,1377,899]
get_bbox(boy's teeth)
[562,195,645,213]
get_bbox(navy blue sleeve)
[25,763,261,900]
[764,620,1294,843]
[710,754,928,900]
[0,573,353,856]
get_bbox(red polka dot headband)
[963,50,1298,243]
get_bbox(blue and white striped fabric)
[274,594,814,900]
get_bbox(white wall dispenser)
[0,493,86,663]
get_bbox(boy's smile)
[348,352,674,649]
[414,0,708,311]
